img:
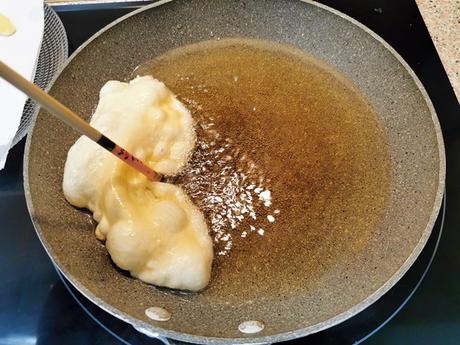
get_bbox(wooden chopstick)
[0,60,161,181]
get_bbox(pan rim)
[23,0,446,344]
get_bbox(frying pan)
[24,0,445,344]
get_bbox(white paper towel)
[0,0,44,169]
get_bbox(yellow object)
[0,13,16,36]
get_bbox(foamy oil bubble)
[173,112,279,255]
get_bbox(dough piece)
[63,76,213,291]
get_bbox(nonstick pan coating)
[24,0,445,344]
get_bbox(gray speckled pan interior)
[24,0,445,344]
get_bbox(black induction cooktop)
[1,1,459,344]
